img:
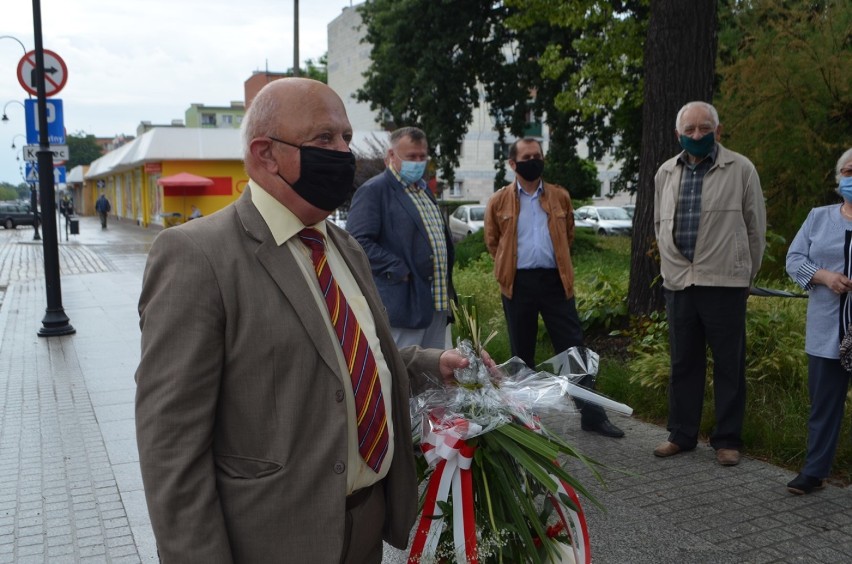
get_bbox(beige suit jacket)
[135,188,439,563]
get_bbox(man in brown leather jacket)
[484,137,624,438]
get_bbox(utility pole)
[293,0,300,76]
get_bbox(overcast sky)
[0,0,355,186]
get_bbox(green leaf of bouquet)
[526,449,602,510]
[487,452,546,564]
[486,431,560,493]
[490,427,603,511]
[493,423,561,459]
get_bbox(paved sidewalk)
[1,215,851,563]
[0,217,156,563]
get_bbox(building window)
[523,107,543,137]
[493,142,509,161]
[221,115,233,125]
[450,181,463,198]
[201,113,216,126]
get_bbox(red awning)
[157,172,214,187]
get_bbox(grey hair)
[241,86,284,160]
[675,101,720,134]
[390,126,427,147]
[836,147,852,183]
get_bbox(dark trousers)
[340,484,385,564]
[502,268,607,426]
[803,355,851,479]
[665,286,748,450]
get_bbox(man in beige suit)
[135,78,473,563]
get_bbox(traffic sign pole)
[30,0,74,337]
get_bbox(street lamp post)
[0,36,33,99]
[11,133,26,148]
[1,100,26,121]
[30,0,74,336]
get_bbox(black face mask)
[270,137,356,211]
[514,158,544,182]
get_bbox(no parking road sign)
[17,49,68,97]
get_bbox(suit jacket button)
[335,390,344,402]
[333,461,346,474]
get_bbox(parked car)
[449,204,486,242]
[329,208,348,229]
[573,210,595,230]
[622,204,635,219]
[0,202,40,229]
[575,205,632,236]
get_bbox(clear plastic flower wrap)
[411,340,632,442]
[408,339,633,564]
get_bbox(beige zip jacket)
[654,143,767,291]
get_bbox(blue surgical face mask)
[398,160,427,184]
[679,131,716,159]
[839,176,852,201]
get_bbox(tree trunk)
[628,0,718,316]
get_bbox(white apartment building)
[327,5,626,205]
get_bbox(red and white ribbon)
[409,416,479,563]
[547,476,590,564]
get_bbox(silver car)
[575,205,632,236]
[449,204,485,242]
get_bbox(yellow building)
[84,128,246,228]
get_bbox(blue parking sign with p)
[24,99,65,145]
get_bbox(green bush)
[454,229,488,269]
[576,274,629,335]
[452,253,513,363]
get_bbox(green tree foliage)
[506,0,648,194]
[289,53,328,83]
[716,0,852,277]
[356,0,611,198]
[357,0,506,184]
[66,132,104,170]
[0,182,29,200]
[0,183,19,201]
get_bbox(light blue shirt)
[515,181,557,270]
[786,204,852,359]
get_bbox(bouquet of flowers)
[408,302,632,564]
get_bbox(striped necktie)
[298,228,389,473]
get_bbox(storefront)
[84,128,246,228]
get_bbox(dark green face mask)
[679,131,715,159]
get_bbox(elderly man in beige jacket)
[652,101,766,467]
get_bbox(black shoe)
[581,419,625,438]
[786,473,825,495]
